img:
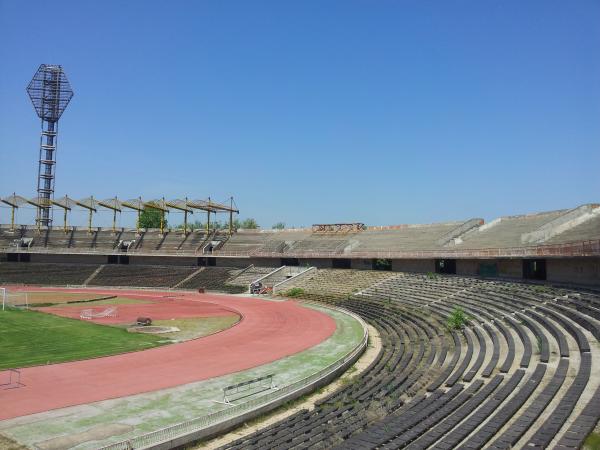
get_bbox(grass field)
[0,308,166,370]
[152,316,240,341]
[16,291,111,304]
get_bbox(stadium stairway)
[83,264,105,285]
[176,267,247,293]
[225,266,277,290]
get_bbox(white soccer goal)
[1,288,29,311]
[80,306,117,320]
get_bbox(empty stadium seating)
[1,205,599,260]
[218,230,273,253]
[0,262,99,285]
[0,262,280,290]
[452,209,567,249]
[354,223,463,252]
[220,269,600,450]
[277,268,397,300]
[88,265,197,288]
[545,214,600,244]
[0,227,28,250]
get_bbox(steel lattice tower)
[26,64,74,227]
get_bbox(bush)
[447,306,470,330]
[584,432,600,450]
[533,285,550,293]
[285,288,305,298]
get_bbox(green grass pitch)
[0,308,166,370]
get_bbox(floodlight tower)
[26,64,74,227]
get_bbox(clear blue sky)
[1,1,599,229]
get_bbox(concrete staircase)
[83,264,105,286]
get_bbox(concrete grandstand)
[1,202,599,286]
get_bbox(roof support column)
[160,197,166,234]
[207,197,211,233]
[183,197,188,234]
[229,196,233,236]
[137,197,142,234]
[87,196,94,233]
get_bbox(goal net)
[1,288,29,311]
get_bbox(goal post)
[1,288,29,311]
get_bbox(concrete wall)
[456,259,480,276]
[391,259,436,273]
[298,258,333,269]
[129,256,197,266]
[497,259,522,278]
[29,253,107,264]
[248,257,282,268]
[3,252,599,286]
[214,257,250,268]
[351,259,373,270]
[547,257,600,286]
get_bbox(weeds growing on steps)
[447,306,470,330]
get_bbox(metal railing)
[3,239,598,259]
[98,305,368,450]
[272,266,317,293]
[247,239,600,259]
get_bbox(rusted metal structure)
[26,65,74,228]
[312,223,366,233]
[0,194,239,235]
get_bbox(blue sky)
[1,1,599,229]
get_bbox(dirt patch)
[19,291,111,305]
[152,316,241,341]
[0,434,27,450]
[127,325,181,334]
[38,298,239,325]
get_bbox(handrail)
[272,266,316,293]
[98,304,368,450]
[252,265,287,286]
[245,239,600,258]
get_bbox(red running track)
[0,288,336,420]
